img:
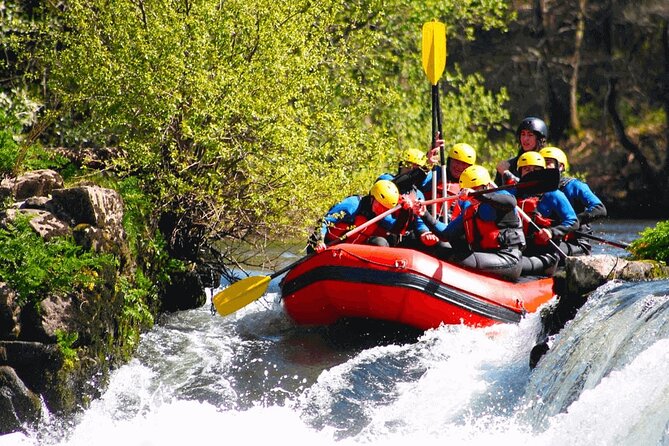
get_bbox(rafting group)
[306,116,607,282]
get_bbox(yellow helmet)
[459,165,491,189]
[540,146,569,170]
[370,179,399,209]
[517,151,546,169]
[400,148,428,168]
[448,143,477,164]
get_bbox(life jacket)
[324,195,388,245]
[462,201,503,251]
[517,196,553,234]
[324,214,388,244]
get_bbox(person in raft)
[495,116,548,186]
[539,146,607,257]
[409,165,526,282]
[307,179,409,254]
[423,138,478,221]
[513,152,578,276]
[375,148,440,250]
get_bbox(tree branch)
[605,77,662,190]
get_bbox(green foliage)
[114,176,185,282]
[0,214,116,306]
[0,109,21,173]
[20,0,512,263]
[0,109,70,176]
[55,330,79,369]
[115,272,154,353]
[629,221,669,263]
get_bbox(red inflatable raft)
[280,244,556,330]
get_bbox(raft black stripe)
[281,265,522,324]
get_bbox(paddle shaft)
[423,22,447,221]
[422,183,517,206]
[515,206,568,259]
[575,230,630,249]
[423,168,560,207]
[430,86,439,218]
[271,204,402,279]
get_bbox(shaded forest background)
[1,0,668,283]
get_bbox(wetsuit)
[517,189,578,276]
[558,177,607,256]
[421,190,526,281]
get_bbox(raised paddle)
[421,21,446,220]
[423,167,560,206]
[212,203,402,317]
[574,230,631,249]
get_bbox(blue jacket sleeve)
[538,190,578,239]
[421,202,467,241]
[562,179,607,224]
[321,196,361,239]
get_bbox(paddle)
[515,206,568,259]
[423,167,560,206]
[574,230,630,249]
[421,21,446,220]
[212,203,402,317]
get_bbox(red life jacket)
[517,196,553,233]
[324,215,387,245]
[462,201,502,250]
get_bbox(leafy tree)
[15,0,511,276]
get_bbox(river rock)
[0,169,63,200]
[0,284,20,340]
[0,366,42,433]
[2,208,71,240]
[566,254,669,296]
[48,186,124,232]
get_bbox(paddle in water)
[212,203,402,317]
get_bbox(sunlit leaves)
[29,0,511,258]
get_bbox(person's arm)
[321,196,359,237]
[570,180,607,223]
[476,190,517,213]
[541,191,578,240]
[418,204,465,242]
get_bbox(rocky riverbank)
[0,169,205,434]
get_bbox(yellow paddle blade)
[421,21,447,85]
[212,275,271,317]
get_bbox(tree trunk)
[570,0,586,130]
[662,19,669,178]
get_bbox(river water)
[4,220,668,446]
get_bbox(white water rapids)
[2,220,667,446]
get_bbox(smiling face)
[519,129,538,152]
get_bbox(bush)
[628,220,669,263]
[0,214,116,306]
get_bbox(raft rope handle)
[333,247,409,270]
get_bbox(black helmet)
[516,117,548,140]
